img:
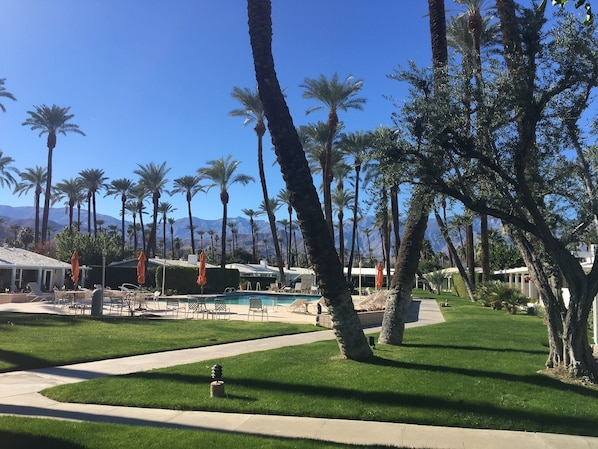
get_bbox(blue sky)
[0,1,456,222]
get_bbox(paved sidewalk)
[1,299,598,448]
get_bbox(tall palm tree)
[22,105,85,243]
[242,208,261,263]
[125,201,139,251]
[0,150,18,189]
[338,131,373,279]
[230,86,285,283]
[14,166,47,244]
[248,0,372,360]
[207,229,216,262]
[332,187,355,268]
[196,229,205,251]
[130,183,149,253]
[449,0,499,283]
[276,189,294,268]
[79,168,108,236]
[158,201,176,259]
[379,0,448,346]
[0,79,16,112]
[105,178,134,260]
[199,155,254,269]
[300,73,366,238]
[168,217,176,259]
[170,175,204,254]
[134,162,170,257]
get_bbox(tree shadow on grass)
[0,349,53,373]
[401,342,547,356]
[1,430,85,449]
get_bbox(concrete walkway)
[1,299,598,448]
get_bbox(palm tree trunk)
[34,189,41,244]
[41,133,55,244]
[187,196,196,254]
[257,127,285,283]
[92,193,98,237]
[435,210,475,301]
[379,187,432,345]
[120,196,126,259]
[346,164,360,280]
[220,196,228,269]
[248,0,371,360]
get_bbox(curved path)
[1,299,597,448]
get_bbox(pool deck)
[0,292,358,325]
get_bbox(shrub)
[474,281,528,312]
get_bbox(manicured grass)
[0,416,396,449]
[44,296,598,437]
[0,313,317,372]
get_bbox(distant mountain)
[0,205,501,259]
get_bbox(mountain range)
[0,205,495,259]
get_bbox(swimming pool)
[207,292,320,306]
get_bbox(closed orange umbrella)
[375,262,384,289]
[197,251,207,292]
[71,250,80,284]
[137,251,147,285]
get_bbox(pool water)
[208,292,319,306]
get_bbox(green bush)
[474,281,528,312]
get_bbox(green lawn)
[0,313,317,372]
[42,296,598,437]
[0,416,394,449]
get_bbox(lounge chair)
[247,297,268,321]
[26,282,54,302]
[288,299,309,313]
[187,296,208,319]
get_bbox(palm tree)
[125,201,139,251]
[168,218,176,259]
[79,168,108,236]
[158,201,176,259]
[277,189,294,268]
[0,79,16,112]
[54,177,83,234]
[242,208,262,263]
[248,0,372,360]
[338,131,373,280]
[300,73,366,238]
[378,0,448,346]
[196,229,205,252]
[332,188,355,268]
[170,175,204,254]
[134,162,170,257]
[14,166,47,244]
[230,86,285,283]
[22,104,85,243]
[199,155,254,268]
[207,229,216,262]
[105,178,134,259]
[0,150,18,189]
[130,183,149,253]
[448,0,499,283]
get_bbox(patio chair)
[210,298,229,320]
[108,297,126,316]
[26,282,54,302]
[187,296,208,319]
[247,297,268,321]
[166,298,180,317]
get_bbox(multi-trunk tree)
[396,2,598,381]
